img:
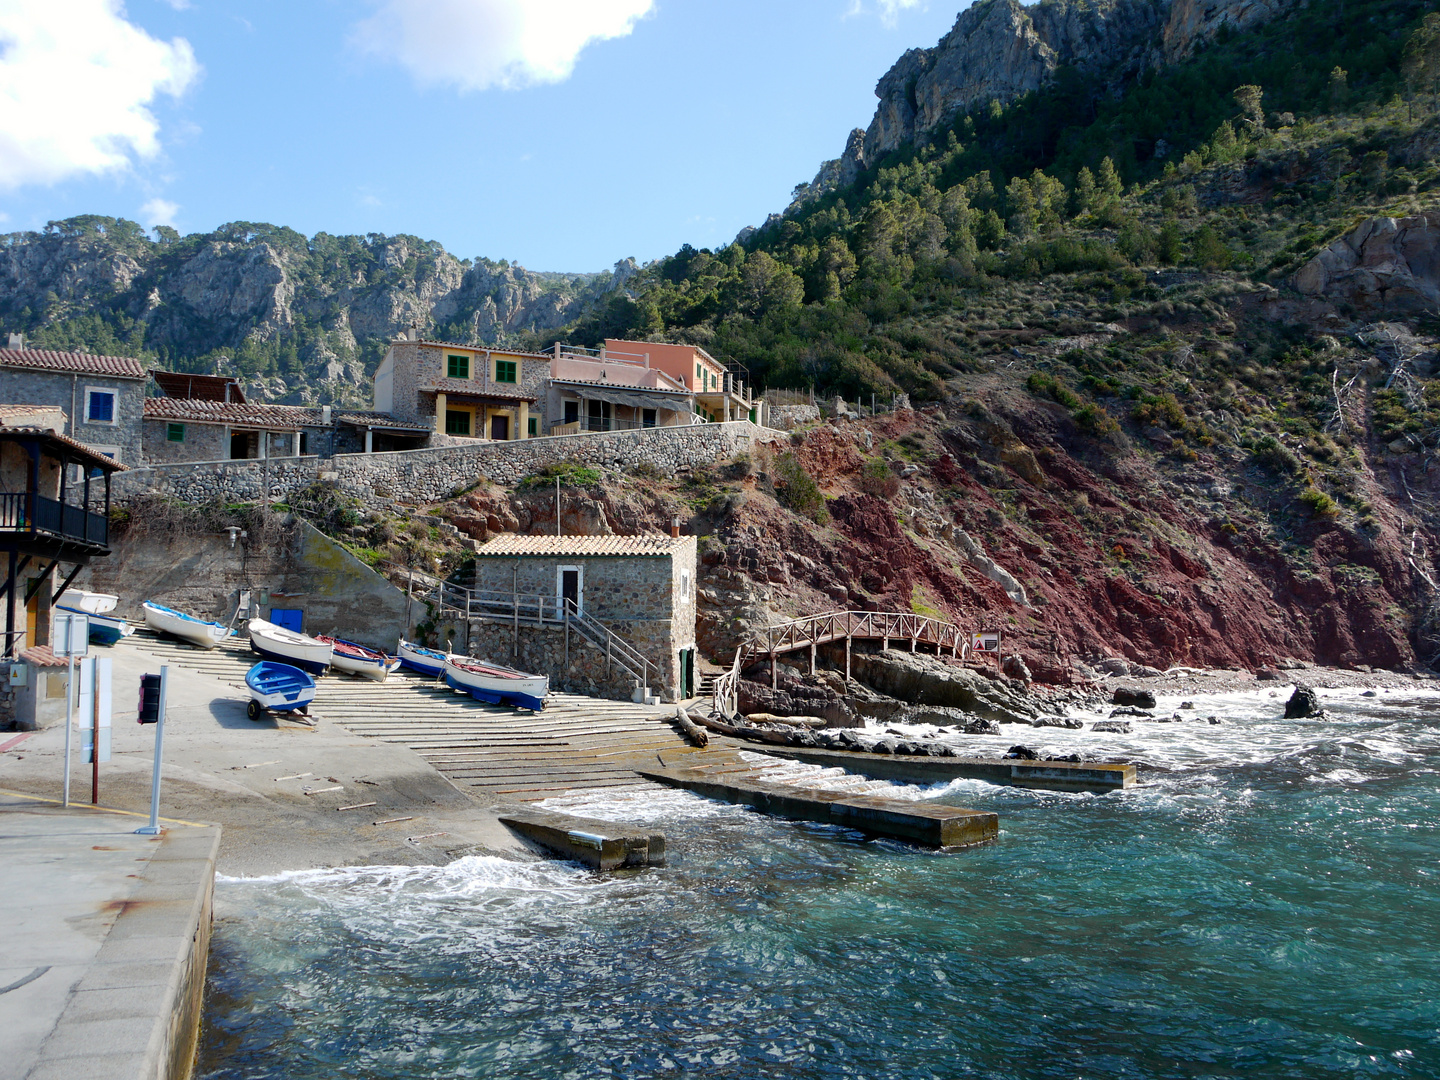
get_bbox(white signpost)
[54,613,88,808]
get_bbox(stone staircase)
[120,629,692,801]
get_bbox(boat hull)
[398,639,449,678]
[143,602,230,649]
[57,606,132,646]
[245,662,317,712]
[443,659,548,712]
[68,590,119,614]
[330,651,401,681]
[247,619,332,674]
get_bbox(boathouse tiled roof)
[143,397,321,429]
[476,534,690,558]
[0,426,129,470]
[0,348,147,380]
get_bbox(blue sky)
[0,0,965,272]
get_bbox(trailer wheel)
[247,699,263,721]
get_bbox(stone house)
[373,332,549,441]
[466,533,699,701]
[0,340,147,464]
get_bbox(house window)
[494,359,517,383]
[564,400,579,425]
[86,389,116,424]
[643,409,657,428]
[695,363,702,385]
[447,354,469,379]
[166,423,185,442]
[680,568,692,603]
[445,410,471,436]
[528,416,538,437]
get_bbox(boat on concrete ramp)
[58,603,133,646]
[247,618,333,674]
[443,655,549,711]
[143,602,232,649]
[244,661,317,720]
[397,638,453,678]
[316,636,401,681]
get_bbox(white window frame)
[84,386,119,426]
[679,568,692,604]
[556,564,584,618]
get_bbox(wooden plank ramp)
[121,630,687,800]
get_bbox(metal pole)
[91,658,100,804]
[62,651,73,807]
[137,665,167,836]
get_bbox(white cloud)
[0,0,199,190]
[845,0,925,27]
[351,0,654,92]
[140,197,178,227]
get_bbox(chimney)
[6,332,23,350]
[670,517,681,539]
[321,404,332,426]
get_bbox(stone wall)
[460,617,656,702]
[113,420,768,506]
[0,368,145,464]
[142,418,229,465]
[77,515,414,651]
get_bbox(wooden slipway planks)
[123,630,686,800]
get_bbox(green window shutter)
[166,423,185,442]
[495,359,517,383]
[447,354,469,379]
[527,417,538,437]
[445,410,470,436]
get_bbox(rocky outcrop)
[800,0,1295,190]
[844,649,1041,725]
[1294,213,1440,315]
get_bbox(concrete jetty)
[637,765,998,849]
[499,806,664,869]
[754,746,1136,792]
[0,793,219,1080]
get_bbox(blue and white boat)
[57,604,133,646]
[444,655,548,712]
[67,589,119,614]
[244,661,317,721]
[397,638,451,677]
[247,618,332,675]
[143,601,232,649]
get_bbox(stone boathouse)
[463,533,698,703]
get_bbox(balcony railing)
[0,492,108,546]
[549,416,659,435]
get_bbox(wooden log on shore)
[673,705,709,748]
[691,711,794,745]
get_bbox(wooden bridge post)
[910,635,917,653]
[809,641,816,675]
[845,635,851,684]
[771,650,778,690]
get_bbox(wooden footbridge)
[714,609,974,719]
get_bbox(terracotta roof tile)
[144,397,322,429]
[419,378,538,402]
[0,348,147,380]
[0,426,128,470]
[335,411,433,432]
[476,534,691,557]
[19,645,67,668]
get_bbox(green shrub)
[1026,372,1081,409]
[858,457,901,499]
[517,461,602,491]
[1299,486,1339,517]
[1252,435,1302,473]
[774,453,828,523]
[1073,403,1120,437]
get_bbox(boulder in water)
[1112,688,1157,708]
[1005,744,1038,759]
[1091,720,1133,733]
[1284,686,1323,719]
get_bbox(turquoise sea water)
[197,688,1440,1079]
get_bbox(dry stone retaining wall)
[113,421,769,506]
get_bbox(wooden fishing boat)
[443,655,549,711]
[397,638,451,677]
[315,635,400,681]
[56,604,133,646]
[67,589,119,614]
[247,618,333,674]
[244,661,317,720]
[143,601,232,649]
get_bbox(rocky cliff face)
[800,0,1294,194]
[1295,213,1440,314]
[0,219,620,406]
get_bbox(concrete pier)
[755,746,1136,792]
[0,793,219,1080]
[637,766,998,849]
[498,806,664,869]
